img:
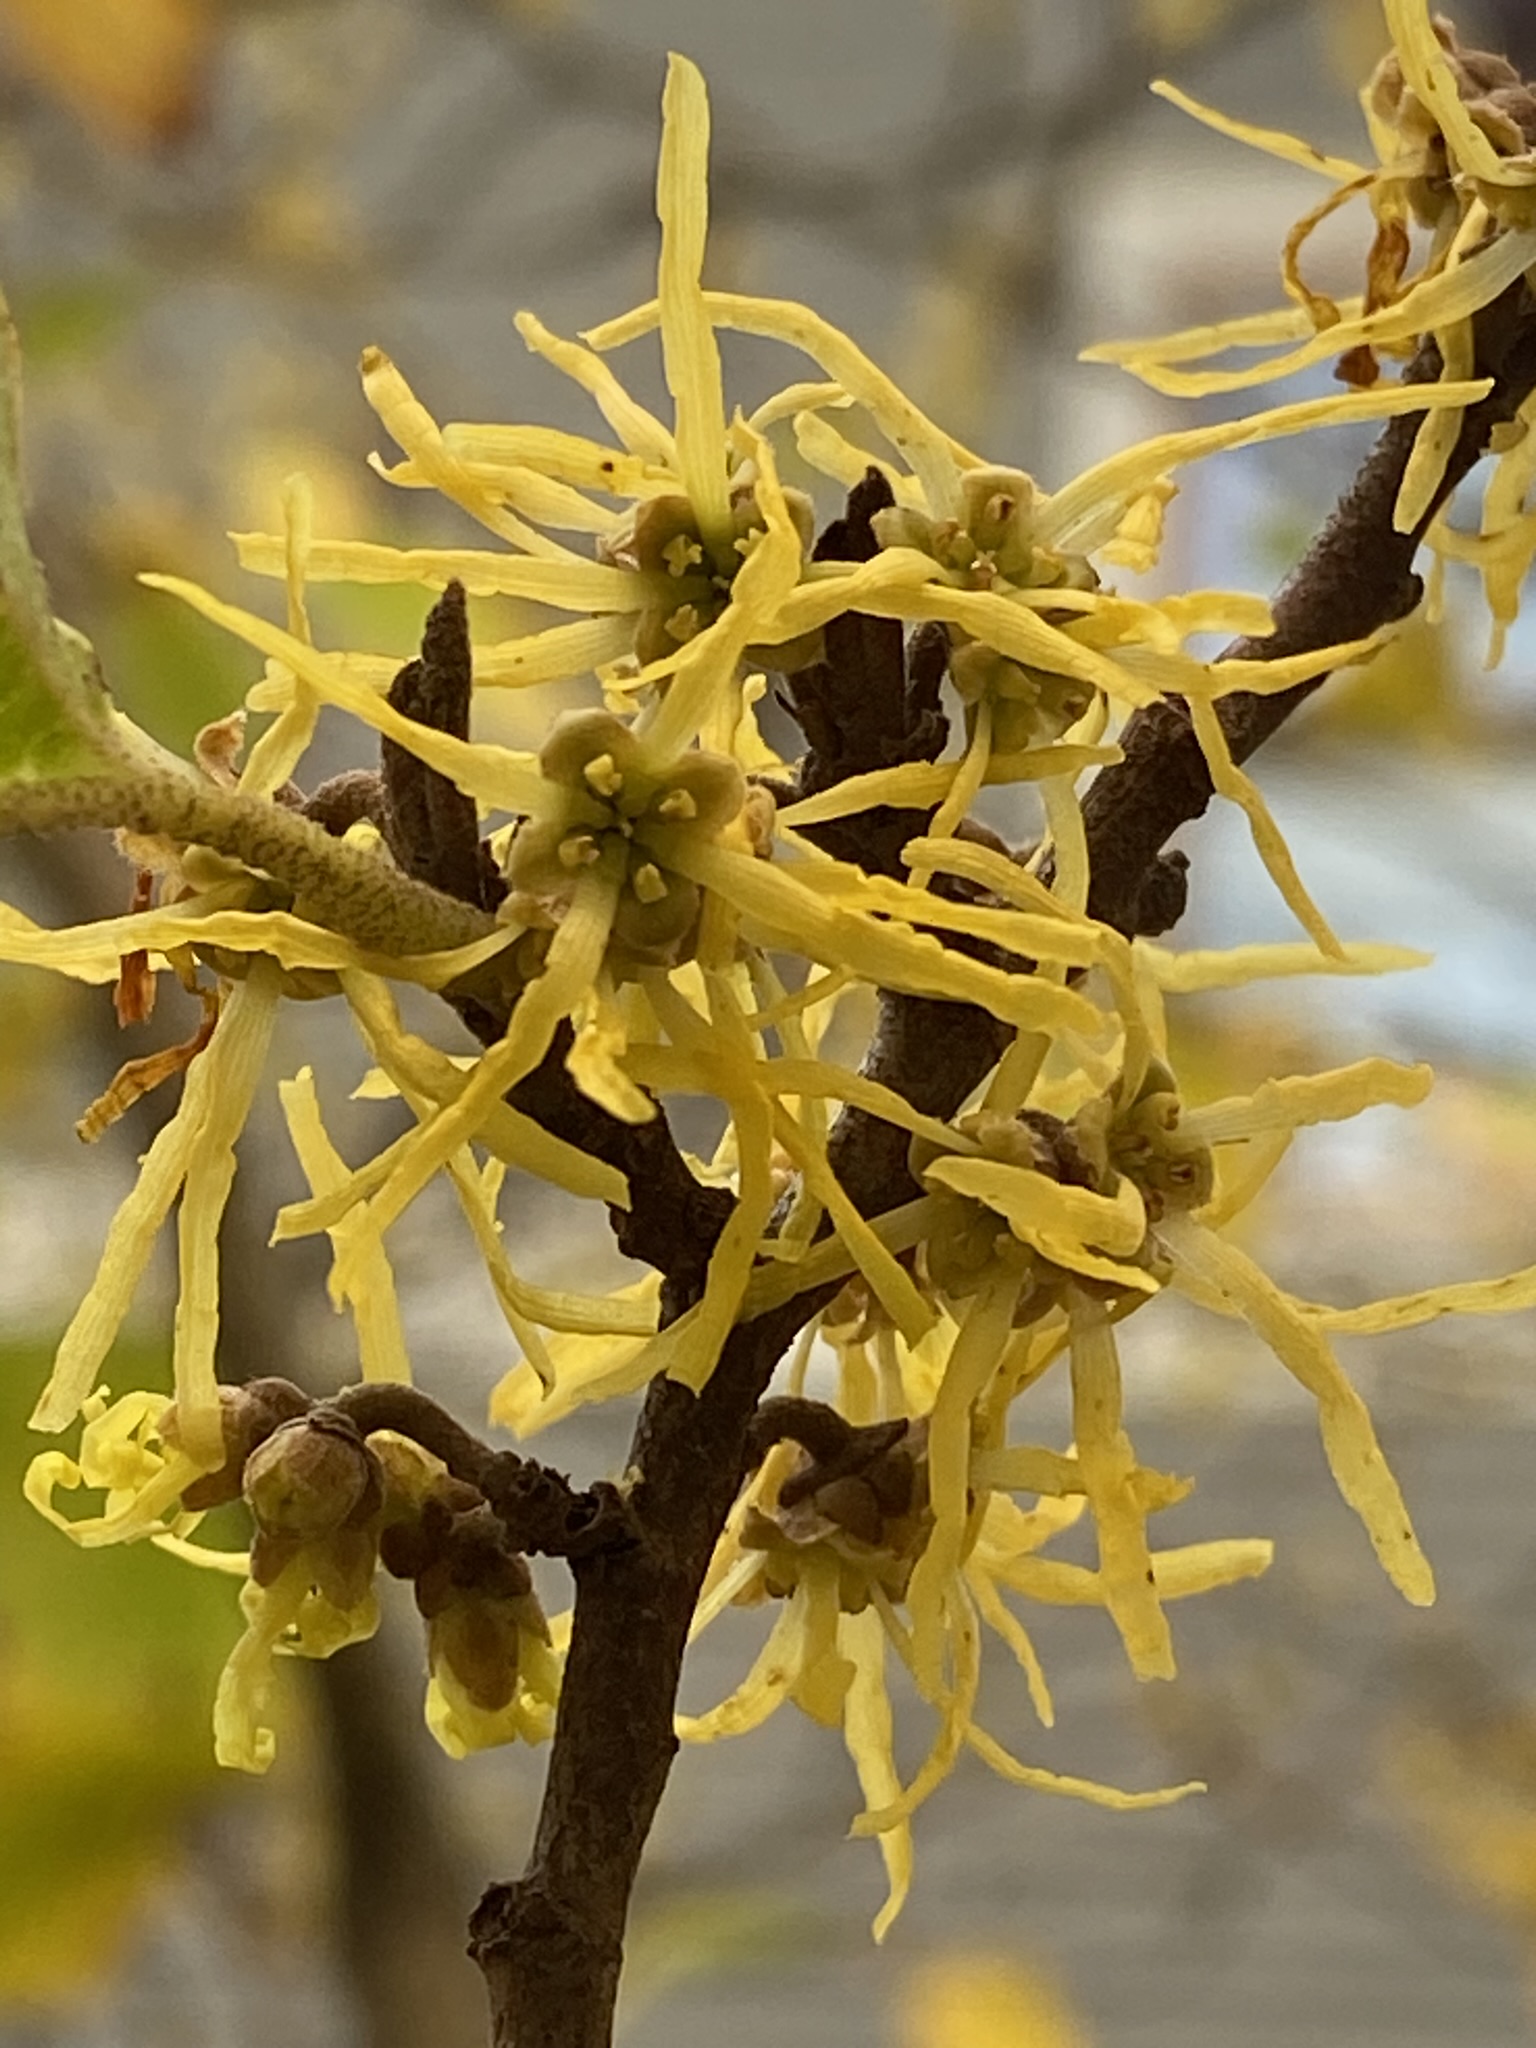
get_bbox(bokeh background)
[2,1,1536,2043]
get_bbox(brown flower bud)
[242,1411,382,1545]
[165,1376,312,1512]
[427,1598,525,1714]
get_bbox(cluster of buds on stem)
[374,1444,558,1755]
[913,1060,1215,1322]
[162,1377,557,1764]
[872,466,1099,752]
[742,1403,932,1612]
[1368,18,1536,227]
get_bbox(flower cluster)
[28,1378,558,1770]
[1083,6,1536,658]
[7,0,1536,1937]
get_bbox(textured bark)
[1083,280,1536,939]
[370,283,1536,2047]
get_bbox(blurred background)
[2,0,1536,2043]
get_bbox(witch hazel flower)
[3,20,1533,1956]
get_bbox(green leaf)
[0,607,115,782]
[0,292,125,790]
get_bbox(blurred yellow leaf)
[1387,1715,1536,1931]
[618,1887,810,2022]
[1137,0,1238,52]
[899,1953,1093,2048]
[1305,613,1468,749]
[0,0,213,149]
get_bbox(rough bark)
[374,280,1536,2047]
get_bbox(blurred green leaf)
[11,277,142,368]
[0,1337,239,2006]
[108,580,260,756]
[0,293,125,793]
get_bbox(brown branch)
[326,1382,636,1561]
[465,477,959,2046]
[1082,277,1536,938]
[781,470,1006,1209]
[467,468,1027,2044]
[375,584,736,1309]
[504,1038,733,1321]
[784,467,949,876]
[448,275,1536,2038]
[468,1293,818,2048]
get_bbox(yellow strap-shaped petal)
[375,451,619,538]
[278,1066,412,1384]
[1395,316,1476,532]
[924,1155,1146,1261]
[1039,377,1492,554]
[839,1608,914,1943]
[967,1722,1202,1809]
[585,289,977,515]
[791,408,922,508]
[676,1582,807,1740]
[514,309,678,468]
[240,471,319,797]
[1158,1213,1434,1605]
[1141,938,1430,991]
[1149,77,1369,182]
[1068,1290,1173,1680]
[214,1565,312,1773]
[332,856,622,1298]
[778,860,1106,968]
[361,346,584,561]
[1092,231,1536,396]
[770,1108,933,1345]
[172,960,282,1464]
[230,528,658,608]
[741,1196,941,1317]
[1187,694,1343,956]
[1082,300,1327,370]
[143,575,554,819]
[903,1281,1020,1695]
[656,55,732,555]
[854,1582,982,1832]
[1301,1260,1536,1335]
[487,1277,663,1436]
[990,1536,1270,1605]
[440,420,673,494]
[1186,1055,1431,1145]
[965,1566,1055,1727]
[777,744,1120,829]
[659,835,1105,1038]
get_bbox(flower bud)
[165,1376,312,1512]
[242,1412,382,1546]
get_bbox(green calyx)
[1076,1060,1215,1222]
[508,709,747,974]
[601,477,816,669]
